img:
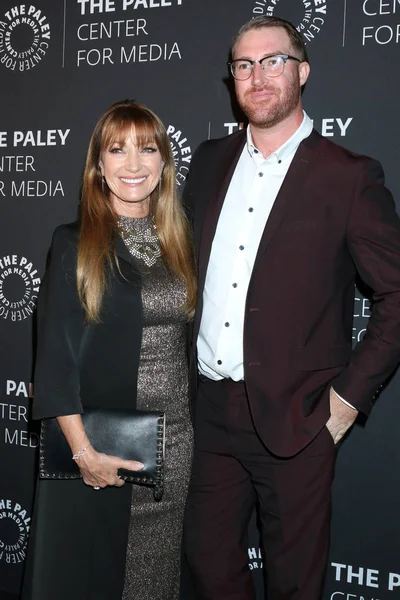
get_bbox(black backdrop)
[1,1,400,598]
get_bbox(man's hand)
[326,387,359,444]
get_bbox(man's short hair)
[232,16,309,64]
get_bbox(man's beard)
[238,76,301,129]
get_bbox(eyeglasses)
[228,54,302,80]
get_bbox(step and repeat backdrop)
[1,1,400,598]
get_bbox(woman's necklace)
[118,214,161,267]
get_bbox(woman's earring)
[101,175,106,193]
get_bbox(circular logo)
[251,0,328,44]
[166,125,192,188]
[0,255,41,322]
[0,4,51,72]
[0,499,31,564]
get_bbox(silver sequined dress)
[118,215,193,600]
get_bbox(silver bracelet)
[72,444,91,461]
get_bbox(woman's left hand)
[76,446,144,488]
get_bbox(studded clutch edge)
[39,408,166,501]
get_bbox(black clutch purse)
[39,408,165,500]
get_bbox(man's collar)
[246,111,313,162]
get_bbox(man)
[183,16,400,600]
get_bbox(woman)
[21,100,196,600]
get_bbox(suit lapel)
[252,130,321,268]
[197,130,246,292]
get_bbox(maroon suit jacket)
[184,128,400,457]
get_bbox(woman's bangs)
[101,110,161,151]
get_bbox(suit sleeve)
[33,225,86,419]
[334,159,400,414]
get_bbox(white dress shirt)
[197,112,355,409]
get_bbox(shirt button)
[258,172,264,177]
[239,245,244,251]
[248,207,254,213]
[254,149,258,154]
[232,283,238,288]
[225,322,230,327]
[217,360,222,365]
[278,159,282,164]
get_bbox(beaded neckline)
[117,214,161,267]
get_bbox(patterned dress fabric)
[119,215,193,600]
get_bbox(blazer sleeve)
[333,159,400,414]
[33,225,85,419]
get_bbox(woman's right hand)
[76,446,144,488]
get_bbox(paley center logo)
[0,255,41,321]
[0,4,50,72]
[166,125,192,187]
[0,499,31,564]
[251,0,328,43]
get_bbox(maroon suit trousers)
[184,377,336,600]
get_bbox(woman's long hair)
[77,99,196,322]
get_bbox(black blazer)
[34,222,145,419]
[23,222,150,600]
